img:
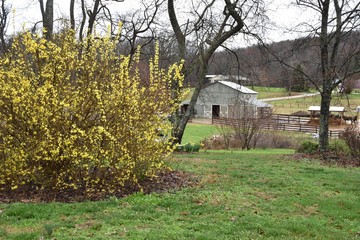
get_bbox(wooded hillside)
[207,31,360,89]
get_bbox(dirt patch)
[0,170,198,203]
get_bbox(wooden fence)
[212,116,343,138]
[271,114,310,124]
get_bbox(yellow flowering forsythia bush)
[0,30,184,196]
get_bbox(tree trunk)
[172,59,208,144]
[39,0,54,40]
[70,0,75,30]
[79,0,86,40]
[318,0,330,154]
[319,89,331,153]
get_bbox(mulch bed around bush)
[0,170,198,203]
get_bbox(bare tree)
[229,93,266,150]
[119,0,165,62]
[249,0,360,155]
[292,0,360,154]
[214,97,267,150]
[168,0,266,144]
[71,0,125,40]
[216,124,233,149]
[81,0,124,38]
[232,116,265,150]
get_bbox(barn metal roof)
[218,81,258,94]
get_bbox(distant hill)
[207,31,360,89]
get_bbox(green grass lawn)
[1,149,359,240]
[181,123,219,144]
[248,86,292,99]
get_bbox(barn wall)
[228,104,257,119]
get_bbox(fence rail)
[212,116,343,138]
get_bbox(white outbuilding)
[183,80,271,119]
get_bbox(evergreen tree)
[292,64,308,92]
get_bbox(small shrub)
[183,142,201,152]
[329,139,350,155]
[192,143,201,152]
[340,126,360,158]
[184,143,193,152]
[256,132,296,149]
[297,140,319,154]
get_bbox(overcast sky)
[6,0,311,45]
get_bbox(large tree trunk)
[39,0,54,40]
[318,0,331,154]
[319,89,332,153]
[172,60,208,144]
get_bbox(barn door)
[220,105,228,118]
[204,105,212,118]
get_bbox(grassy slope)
[1,150,359,240]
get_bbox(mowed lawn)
[1,149,359,239]
[181,123,219,144]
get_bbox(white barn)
[183,80,271,119]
